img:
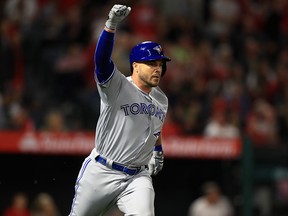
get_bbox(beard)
[139,72,161,88]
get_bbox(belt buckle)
[119,163,137,175]
[123,166,138,175]
[97,155,141,175]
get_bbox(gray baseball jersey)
[69,66,168,216]
[95,66,168,166]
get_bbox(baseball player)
[69,4,171,216]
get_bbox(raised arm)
[94,5,131,84]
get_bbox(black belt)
[95,155,143,175]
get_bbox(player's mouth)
[152,74,161,79]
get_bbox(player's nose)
[154,62,163,71]
[154,67,162,76]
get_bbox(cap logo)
[153,45,162,54]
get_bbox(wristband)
[154,145,163,151]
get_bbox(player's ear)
[132,62,139,73]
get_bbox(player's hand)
[148,147,164,176]
[105,4,131,31]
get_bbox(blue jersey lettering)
[120,103,165,122]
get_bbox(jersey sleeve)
[96,68,126,105]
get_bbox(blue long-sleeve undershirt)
[94,30,115,83]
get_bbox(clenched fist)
[105,4,131,30]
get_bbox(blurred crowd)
[1,0,288,147]
[3,192,60,216]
